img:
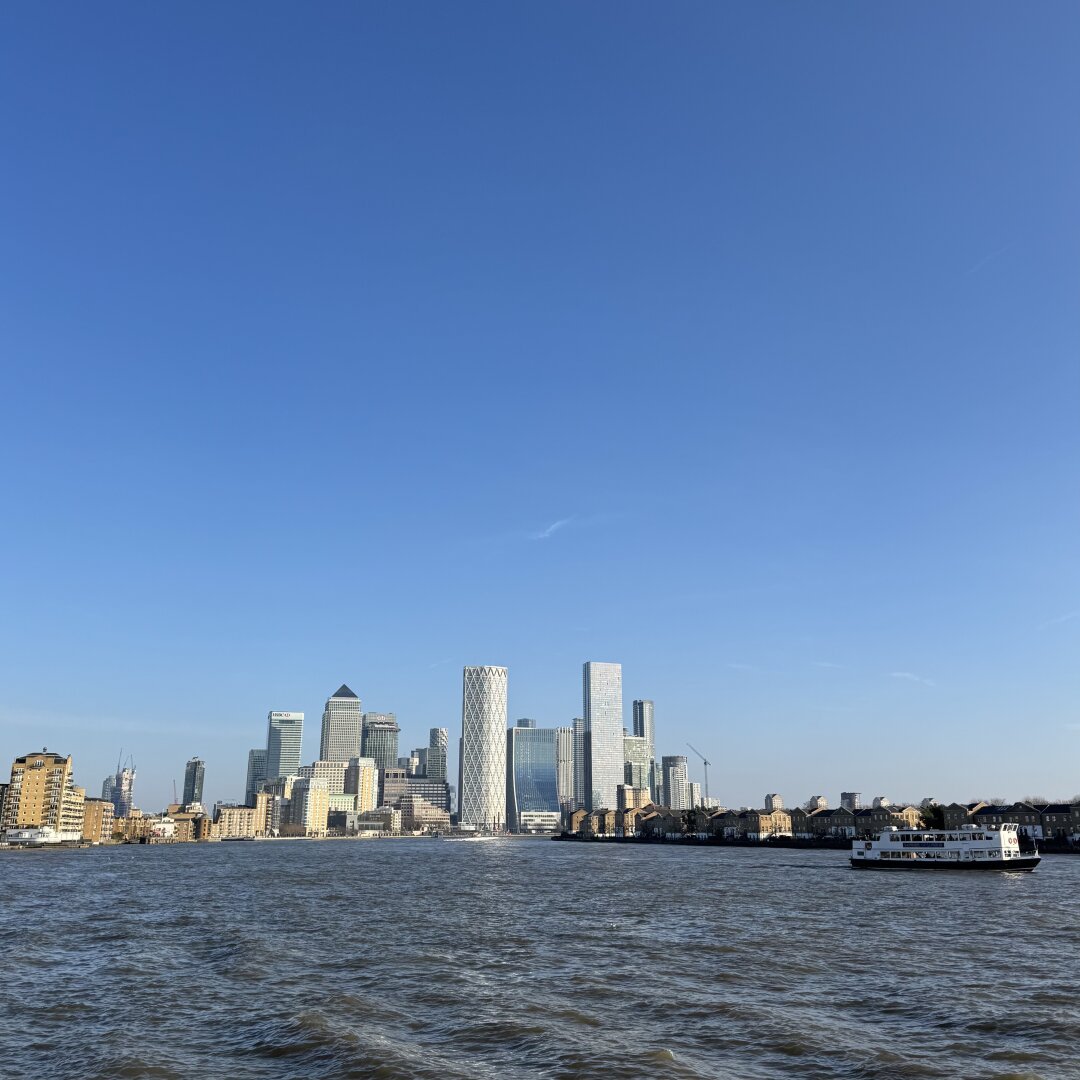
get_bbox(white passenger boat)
[850,822,1040,871]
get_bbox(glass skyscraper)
[361,713,400,771]
[459,665,508,831]
[555,726,575,813]
[506,722,561,831]
[623,734,651,793]
[266,711,304,780]
[583,661,623,811]
[632,699,656,799]
[245,748,267,805]
[182,757,205,806]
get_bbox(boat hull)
[850,856,1040,872]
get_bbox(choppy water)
[2,840,1079,1079]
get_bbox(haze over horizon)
[2,4,1078,810]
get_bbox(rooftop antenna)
[686,743,711,804]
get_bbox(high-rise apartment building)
[284,777,329,837]
[459,665,508,831]
[320,685,363,762]
[419,727,448,782]
[182,757,205,807]
[662,755,690,810]
[632,699,657,799]
[297,760,348,795]
[361,713,400,771]
[2,750,86,842]
[841,791,862,812]
[765,793,784,812]
[102,760,136,820]
[344,757,378,812]
[571,718,588,810]
[245,749,268,805]
[583,661,623,811]
[555,726,575,813]
[507,724,561,832]
[81,797,115,844]
[623,733,651,794]
[265,712,304,780]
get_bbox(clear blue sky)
[2,4,1078,811]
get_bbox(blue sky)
[2,4,1078,810]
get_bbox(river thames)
[2,840,1078,1079]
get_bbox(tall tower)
[632,699,656,799]
[459,666,508,831]
[245,749,268,805]
[583,661,623,811]
[320,685,363,762]
[555,726,575,813]
[361,713,400,771]
[265,712,304,780]
[182,757,205,806]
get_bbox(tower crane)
[686,743,711,804]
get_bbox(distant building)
[584,662,623,811]
[320,685,363,763]
[841,792,862,812]
[623,734,651,795]
[283,777,329,837]
[344,757,378,812]
[806,795,828,811]
[265,711,304,780]
[571,718,588,811]
[297,760,348,795]
[506,724,561,832]
[765,793,784,812]
[459,665,508,831]
[872,795,891,809]
[81,797,115,844]
[361,713,400,772]
[380,768,451,813]
[102,761,136,820]
[399,794,450,834]
[421,728,449,781]
[3,750,86,843]
[214,794,269,839]
[689,782,702,808]
[555,726,575,813]
[182,758,205,807]
[245,749,268,805]
[617,784,650,811]
[632,699,656,800]
[662,755,690,810]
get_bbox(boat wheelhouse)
[850,822,1040,871]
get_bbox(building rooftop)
[331,684,358,699]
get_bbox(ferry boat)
[850,823,1040,871]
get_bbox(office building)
[245,749,268,806]
[506,723,560,832]
[361,713,400,771]
[3,750,86,842]
[632,699,656,797]
[265,711,304,780]
[765,793,784,812]
[662,755,690,810]
[320,685,363,762]
[379,768,451,812]
[571,717,588,810]
[297,760,348,795]
[459,665,508,831]
[344,757,378,812]
[102,760,136,820]
[555,726,575,813]
[182,757,205,807]
[583,661,623,811]
[623,733,651,794]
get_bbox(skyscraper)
[320,685,363,762]
[182,757,205,806]
[459,665,508,831]
[3,750,86,841]
[361,713,400,771]
[623,734,651,794]
[506,724,561,832]
[102,758,136,819]
[265,712,304,780]
[245,749,268,805]
[583,661,623,811]
[555,726,575,813]
[632,699,656,799]
[422,727,448,781]
[571,717,588,810]
[662,755,690,810]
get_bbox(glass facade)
[266,711,304,780]
[320,686,363,762]
[507,726,560,831]
[362,714,400,772]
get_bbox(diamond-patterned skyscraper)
[459,666,508,831]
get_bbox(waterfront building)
[265,712,304,780]
[330,806,401,836]
[583,662,623,811]
[555,726,574,813]
[182,757,205,807]
[213,796,269,839]
[623,733,651,794]
[872,796,892,809]
[283,777,329,837]
[571,718,588,810]
[661,755,690,810]
[81,797,115,844]
[344,757,378,812]
[380,768,451,813]
[245,749,268,805]
[507,723,561,832]
[102,760,136,819]
[841,791,862,812]
[765,793,784,812]
[399,794,451,833]
[320,685,363,763]
[631,699,656,798]
[459,665,509,831]
[361,713,400,771]
[2,750,86,842]
[297,760,348,795]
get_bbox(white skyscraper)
[632,699,656,799]
[583,661,623,811]
[320,685,363,762]
[555,726,575,813]
[459,665,508,831]
[266,712,304,780]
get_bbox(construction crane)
[686,743,711,804]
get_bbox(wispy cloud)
[965,243,1012,275]
[726,662,759,672]
[889,671,936,687]
[1038,610,1080,631]
[530,517,573,541]
[813,661,845,669]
